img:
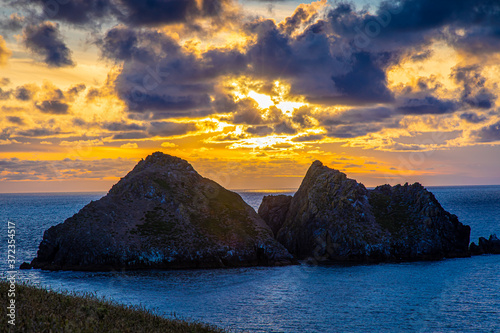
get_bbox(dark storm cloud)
[246,125,273,136]
[146,121,198,137]
[326,124,385,139]
[103,121,146,132]
[474,121,500,142]
[111,132,149,140]
[318,106,394,126]
[243,17,396,106]
[22,22,75,67]
[12,0,232,28]
[274,120,297,134]
[35,100,69,114]
[99,26,179,62]
[100,26,246,117]
[17,0,115,26]
[116,0,197,26]
[279,9,304,34]
[396,96,459,115]
[460,112,487,123]
[9,0,499,130]
[451,66,497,110]
[292,133,324,142]
[90,0,500,119]
[231,100,264,125]
[330,52,394,105]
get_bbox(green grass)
[0,281,226,333]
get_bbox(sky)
[0,0,500,193]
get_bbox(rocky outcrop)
[470,234,500,255]
[30,152,294,271]
[260,161,471,262]
[258,195,292,236]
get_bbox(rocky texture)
[258,195,292,237]
[31,152,294,271]
[470,234,500,255]
[260,161,471,262]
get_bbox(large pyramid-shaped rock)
[261,161,471,262]
[31,152,294,271]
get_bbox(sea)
[1,186,499,332]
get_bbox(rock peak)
[143,151,192,168]
[31,153,294,271]
[311,160,323,167]
[263,159,471,262]
[129,152,195,176]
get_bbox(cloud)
[325,124,386,139]
[0,13,25,32]
[0,36,12,66]
[35,100,69,114]
[22,21,75,67]
[473,121,500,142]
[274,120,297,134]
[0,139,21,145]
[396,96,459,115]
[0,157,136,181]
[120,142,138,149]
[6,116,25,125]
[16,0,235,28]
[246,125,273,136]
[14,85,37,101]
[147,121,198,137]
[0,88,11,100]
[451,65,497,110]
[460,112,487,123]
[103,121,146,132]
[16,0,115,27]
[329,52,394,105]
[16,128,60,137]
[100,26,246,117]
[318,106,394,125]
[292,133,324,142]
[160,141,177,148]
[0,78,10,86]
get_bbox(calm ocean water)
[1,186,499,332]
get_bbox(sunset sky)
[1,0,500,192]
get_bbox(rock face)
[258,195,292,236]
[31,152,294,271]
[260,161,471,262]
[470,234,500,255]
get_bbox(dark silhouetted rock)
[471,234,500,255]
[31,152,295,271]
[258,195,292,237]
[19,262,32,269]
[489,234,500,254]
[267,160,471,262]
[469,242,484,255]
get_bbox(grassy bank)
[0,280,225,332]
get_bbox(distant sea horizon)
[2,183,500,195]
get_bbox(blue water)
[1,186,499,332]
